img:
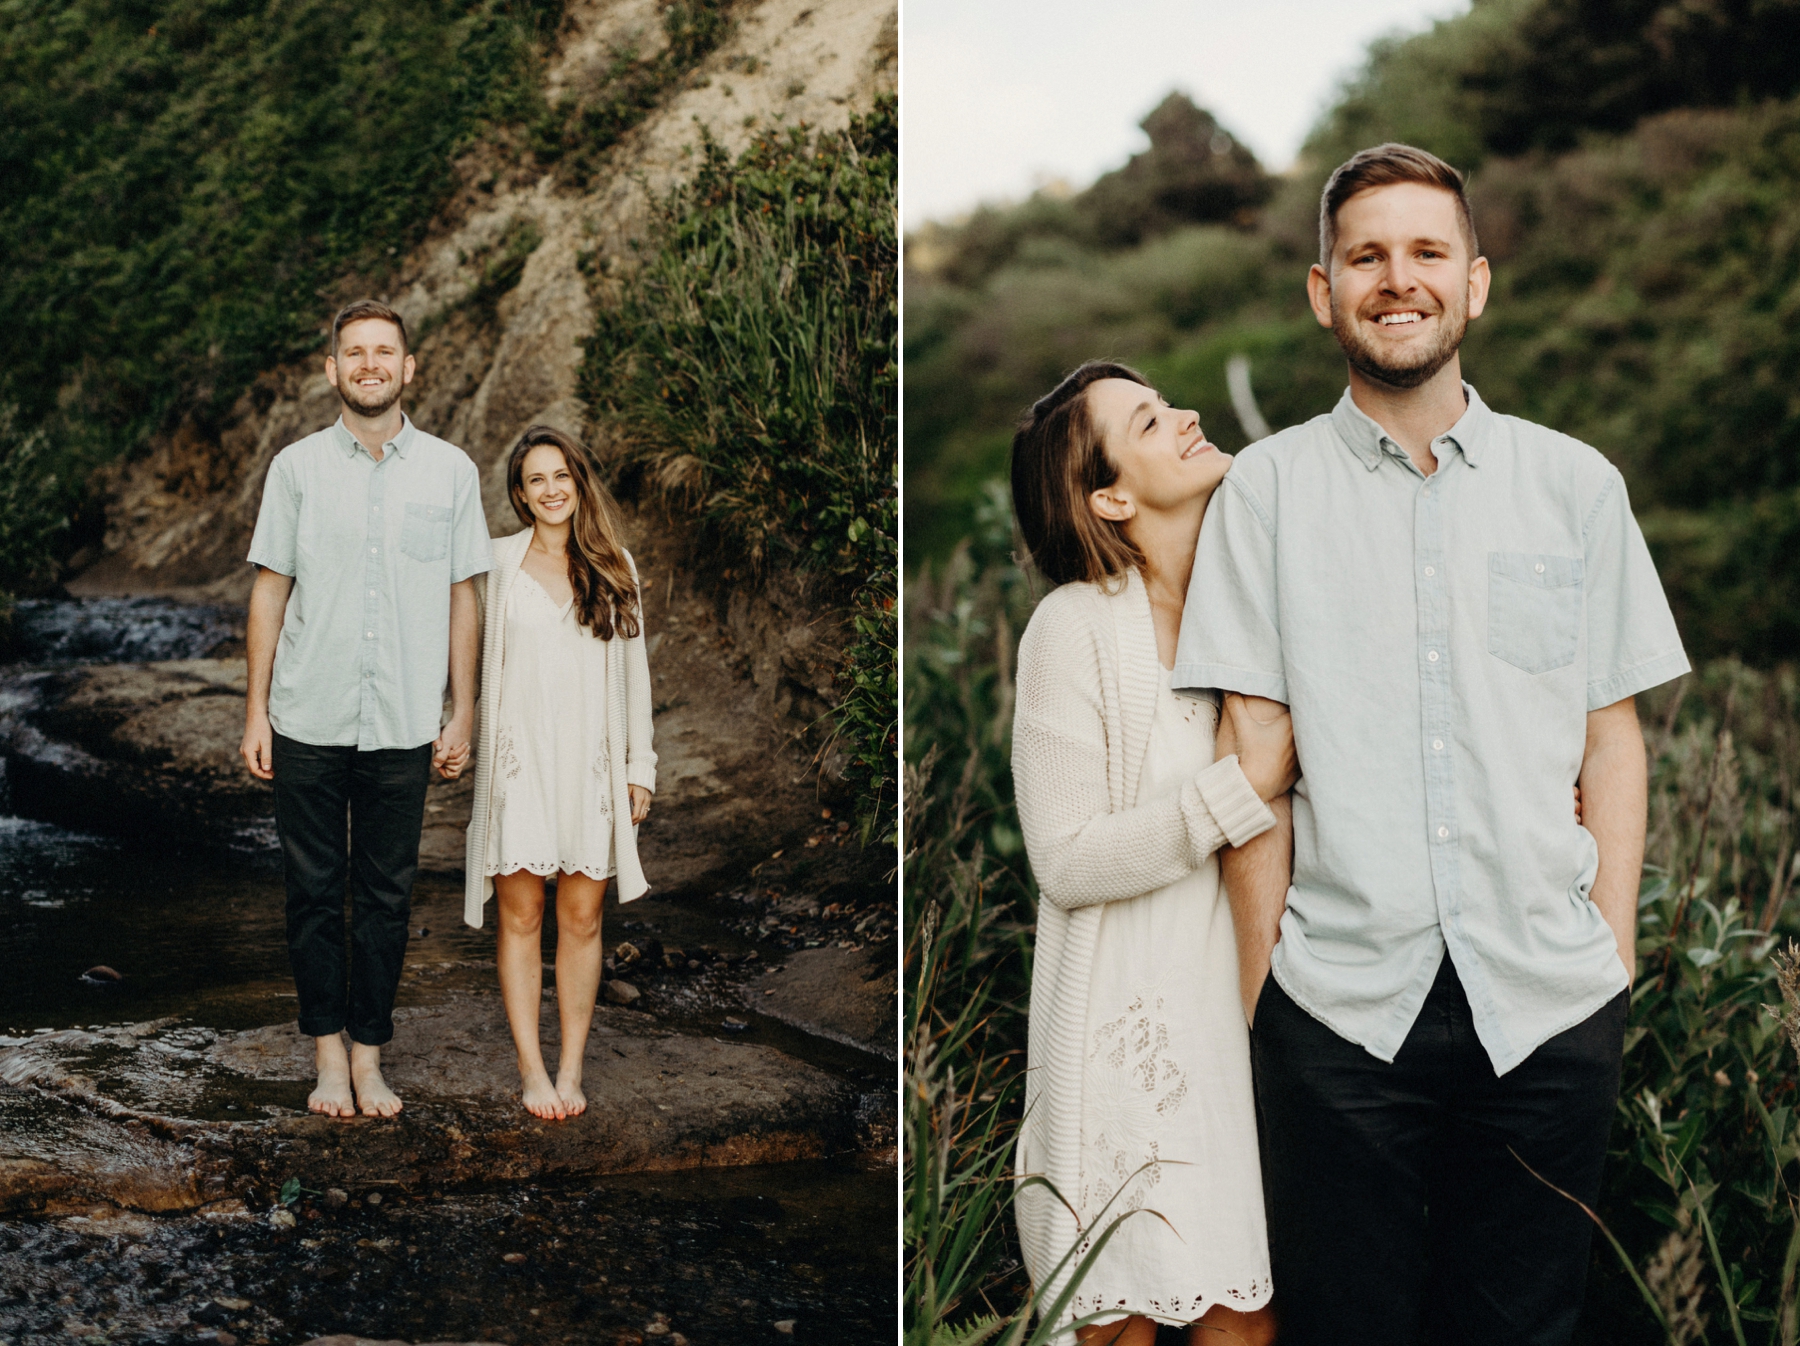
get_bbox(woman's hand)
[1222,693,1298,801]
[628,785,652,824]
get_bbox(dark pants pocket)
[272,734,431,1045]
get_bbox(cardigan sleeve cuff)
[625,762,658,792]
[1194,754,1276,848]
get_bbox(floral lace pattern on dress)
[1079,980,1190,1220]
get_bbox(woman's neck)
[531,519,571,558]
[1128,488,1212,609]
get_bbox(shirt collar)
[1330,382,1490,471]
[332,413,415,460]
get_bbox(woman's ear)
[1088,488,1135,523]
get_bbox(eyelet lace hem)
[1061,1273,1274,1325]
[485,858,617,881]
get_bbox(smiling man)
[1174,146,1689,1342]
[240,299,492,1120]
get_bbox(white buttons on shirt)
[366,631,374,639]
[1535,562,1545,573]
[1433,739,1444,750]
[1427,650,1439,662]
[1438,826,1449,838]
[370,547,377,554]
[1424,566,1435,577]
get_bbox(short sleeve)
[450,458,493,582]
[1172,471,1287,703]
[246,451,299,576]
[1583,470,1689,710]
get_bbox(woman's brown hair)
[505,426,641,640]
[1009,360,1150,587]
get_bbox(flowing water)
[0,600,896,1345]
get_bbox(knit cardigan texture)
[463,528,658,927]
[1011,567,1276,1309]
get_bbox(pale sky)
[902,0,1471,229]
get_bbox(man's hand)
[433,715,473,779]
[1221,693,1299,801]
[241,709,275,781]
[629,785,652,824]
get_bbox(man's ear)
[325,353,339,386]
[1306,263,1333,329]
[402,352,417,385]
[1088,488,1134,523]
[1466,256,1491,322]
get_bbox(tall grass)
[582,100,898,840]
[905,535,1800,1343]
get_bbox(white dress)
[484,568,615,881]
[1066,671,1273,1325]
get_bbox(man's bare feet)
[309,1034,356,1118]
[521,1063,566,1120]
[555,1069,587,1118]
[349,1041,403,1118]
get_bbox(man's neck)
[1347,357,1468,476]
[342,405,405,461]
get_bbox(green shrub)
[583,98,897,839]
[0,0,558,591]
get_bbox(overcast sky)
[902,0,1471,229]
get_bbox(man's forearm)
[1580,696,1648,984]
[244,568,292,719]
[446,578,479,723]
[1221,793,1293,1026]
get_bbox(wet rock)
[774,1321,797,1336]
[78,965,123,985]
[749,945,896,1061]
[0,996,864,1215]
[603,980,641,1006]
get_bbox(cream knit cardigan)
[1011,567,1276,1309]
[462,528,658,927]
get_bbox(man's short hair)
[1318,143,1479,268]
[330,299,408,356]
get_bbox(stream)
[0,600,896,1345]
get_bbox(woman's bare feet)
[555,1069,587,1117]
[349,1041,403,1118]
[309,1034,356,1118]
[520,1061,566,1120]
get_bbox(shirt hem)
[1268,960,1404,1064]
[1480,962,1630,1078]
[1588,650,1691,712]
[1171,662,1288,704]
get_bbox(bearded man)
[240,299,492,1118]
[1175,145,1689,1342]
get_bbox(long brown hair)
[1009,360,1150,587]
[505,426,641,640]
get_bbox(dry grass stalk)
[1644,1211,1710,1345]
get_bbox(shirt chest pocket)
[1487,551,1583,674]
[401,502,451,563]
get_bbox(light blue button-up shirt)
[248,415,493,751]
[1174,385,1689,1074]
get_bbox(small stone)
[721,1018,749,1032]
[214,1298,251,1312]
[78,965,122,986]
[645,1325,671,1338]
[324,1188,348,1209]
[215,1334,239,1346]
[503,1252,527,1264]
[773,1321,797,1336]
[615,941,642,965]
[267,1208,296,1229]
[670,1335,689,1346]
[603,980,642,1005]
[366,1192,382,1205]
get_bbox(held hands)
[1215,693,1299,801]
[629,785,652,825]
[433,716,473,780]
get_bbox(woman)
[459,425,657,1121]
[1010,361,1295,1345]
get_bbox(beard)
[1331,290,1469,390]
[335,370,403,418]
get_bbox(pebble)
[720,1017,749,1032]
[503,1252,527,1264]
[774,1321,797,1336]
[78,966,122,986]
[603,979,642,1005]
[366,1191,382,1205]
[214,1298,251,1311]
[324,1188,348,1208]
[266,1208,296,1229]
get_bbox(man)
[240,299,491,1118]
[1175,144,1688,1343]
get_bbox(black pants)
[1252,957,1628,1346]
[271,733,432,1046]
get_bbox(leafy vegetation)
[583,98,898,840]
[0,0,560,602]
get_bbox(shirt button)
[1424,566,1435,577]
[369,589,376,597]
[1427,650,1439,662]
[1438,826,1449,839]
[366,631,374,639]
[370,547,377,555]
[1433,739,1444,750]
[1535,562,1545,573]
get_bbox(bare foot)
[521,1065,566,1121]
[309,1034,356,1118]
[555,1070,587,1117]
[349,1041,403,1118]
